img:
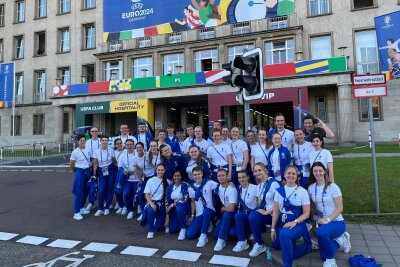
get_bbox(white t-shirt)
[230,139,248,166]
[136,133,148,151]
[222,138,232,146]
[119,135,138,148]
[183,137,194,150]
[207,143,232,169]
[188,180,219,215]
[274,185,310,216]
[85,138,100,157]
[270,149,280,175]
[251,142,270,166]
[144,177,165,201]
[70,148,91,169]
[171,184,183,202]
[118,150,137,181]
[257,179,280,211]
[218,185,238,208]
[239,184,258,210]
[93,147,115,168]
[309,149,333,168]
[279,129,295,151]
[308,183,344,221]
[186,159,200,181]
[193,139,210,155]
[114,149,124,164]
[293,142,313,177]
[133,153,147,179]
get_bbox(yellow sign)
[110,99,154,129]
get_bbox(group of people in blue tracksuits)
[69,114,350,267]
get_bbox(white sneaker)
[196,234,208,248]
[121,207,128,215]
[109,204,113,209]
[127,211,134,219]
[137,206,142,214]
[323,258,338,267]
[94,210,103,217]
[73,213,83,220]
[80,208,90,215]
[85,203,93,212]
[114,203,120,210]
[233,240,249,252]
[137,214,143,221]
[208,223,213,233]
[342,232,351,253]
[147,232,154,239]
[104,209,110,216]
[116,208,123,214]
[214,238,226,252]
[249,243,266,257]
[165,227,170,234]
[178,229,186,241]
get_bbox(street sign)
[352,74,386,85]
[353,86,388,98]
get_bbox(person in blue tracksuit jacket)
[69,134,92,220]
[267,133,292,183]
[248,163,281,257]
[308,162,351,267]
[271,165,311,267]
[187,167,219,247]
[184,145,211,182]
[166,124,181,154]
[159,144,185,183]
[141,163,169,239]
[165,170,190,240]
[134,122,153,152]
[92,136,117,217]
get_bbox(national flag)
[69,83,89,95]
[204,70,230,83]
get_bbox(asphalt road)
[0,168,271,266]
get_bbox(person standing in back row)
[269,113,295,151]
[303,115,334,147]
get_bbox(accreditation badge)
[102,167,109,176]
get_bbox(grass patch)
[335,157,400,224]
[344,215,400,225]
[327,144,400,155]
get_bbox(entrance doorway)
[250,102,294,130]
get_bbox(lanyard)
[297,144,301,163]
[151,180,163,198]
[312,150,323,165]
[258,181,266,201]
[314,184,327,215]
[223,187,228,206]
[241,186,249,206]
[258,143,268,160]
[116,149,124,161]
[100,148,109,165]
[126,152,134,169]
[280,130,286,140]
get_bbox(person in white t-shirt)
[308,162,351,267]
[183,124,195,149]
[230,127,249,187]
[118,124,137,148]
[92,136,116,217]
[212,169,238,252]
[141,163,169,239]
[250,129,271,171]
[70,134,92,220]
[192,126,210,156]
[268,113,295,151]
[293,129,313,188]
[309,134,334,182]
[207,129,232,181]
[221,126,232,146]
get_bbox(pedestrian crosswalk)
[0,231,251,267]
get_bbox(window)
[268,16,288,30]
[198,27,215,40]
[309,0,329,16]
[58,67,70,85]
[355,30,378,74]
[353,0,375,9]
[316,97,327,121]
[82,64,95,82]
[0,4,5,26]
[36,0,47,18]
[228,44,255,62]
[133,57,153,78]
[11,115,22,135]
[15,73,23,104]
[83,0,95,9]
[138,37,151,48]
[35,31,46,56]
[35,70,46,102]
[33,114,45,135]
[59,28,70,53]
[59,0,71,14]
[15,35,24,59]
[233,22,250,35]
[359,97,382,121]
[265,39,294,65]
[15,1,25,22]
[63,112,69,133]
[0,39,3,62]
[83,24,95,49]
[104,61,122,80]
[310,35,332,59]
[194,49,218,72]
[162,53,184,75]
[167,32,182,44]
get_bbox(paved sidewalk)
[271,223,400,267]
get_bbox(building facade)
[1,0,400,146]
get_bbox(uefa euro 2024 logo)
[131,0,143,11]
[384,16,391,26]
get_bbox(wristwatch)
[294,219,299,224]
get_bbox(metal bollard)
[41,144,44,157]
[368,131,371,148]
[0,147,3,162]
[58,142,61,154]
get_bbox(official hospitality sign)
[374,11,400,79]
[103,0,295,34]
[0,63,15,108]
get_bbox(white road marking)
[120,246,158,257]
[82,242,118,253]
[16,235,49,245]
[162,250,201,262]
[0,231,18,241]
[209,255,250,267]
[47,239,82,249]
[22,251,94,267]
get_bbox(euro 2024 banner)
[374,11,400,79]
[0,63,15,108]
[104,0,295,33]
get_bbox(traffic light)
[222,48,264,101]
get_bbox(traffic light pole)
[244,97,251,132]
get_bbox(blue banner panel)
[103,0,295,33]
[374,11,400,79]
[0,63,15,104]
